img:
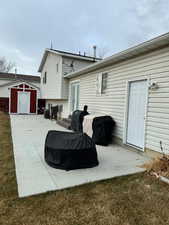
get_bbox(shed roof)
[64,32,169,79]
[0,80,40,89]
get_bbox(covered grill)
[71,106,89,132]
[92,116,116,146]
[45,130,99,171]
[83,115,116,146]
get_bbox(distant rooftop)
[0,72,40,83]
[50,48,102,61]
[38,48,102,72]
[64,31,169,79]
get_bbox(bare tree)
[0,57,15,73]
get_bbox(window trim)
[44,71,47,84]
[96,72,108,95]
[101,72,108,93]
[56,63,59,73]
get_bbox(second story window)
[43,72,47,84]
[96,72,108,95]
[102,72,108,93]
[56,63,59,73]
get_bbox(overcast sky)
[0,0,169,75]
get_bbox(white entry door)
[70,82,79,113]
[127,80,147,149]
[18,91,30,114]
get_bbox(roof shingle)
[0,72,40,83]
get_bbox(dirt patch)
[1,111,169,225]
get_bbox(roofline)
[49,48,102,60]
[64,32,169,79]
[0,80,40,89]
[0,72,39,76]
[0,72,40,82]
[38,48,101,72]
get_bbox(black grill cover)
[44,109,50,119]
[92,116,116,146]
[71,110,89,132]
[45,131,99,171]
[51,105,58,120]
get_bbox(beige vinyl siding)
[41,53,62,99]
[69,46,169,154]
[61,57,94,99]
[62,57,94,76]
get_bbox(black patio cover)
[45,130,99,171]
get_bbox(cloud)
[0,43,38,74]
[0,0,168,74]
[127,0,169,45]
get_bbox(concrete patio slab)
[10,115,149,198]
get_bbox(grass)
[1,111,169,225]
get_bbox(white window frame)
[69,80,80,114]
[56,63,59,73]
[43,72,47,84]
[102,72,108,93]
[96,72,108,95]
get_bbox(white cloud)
[0,0,169,73]
[0,43,39,75]
[127,0,169,45]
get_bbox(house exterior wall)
[40,52,98,110]
[62,57,95,76]
[61,57,94,99]
[68,46,169,154]
[0,80,13,98]
[41,52,63,99]
[0,86,11,98]
[0,80,11,86]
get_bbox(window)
[43,72,47,84]
[102,72,108,93]
[56,63,59,73]
[96,72,108,94]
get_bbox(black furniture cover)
[44,109,50,119]
[71,110,89,132]
[45,130,99,171]
[92,116,115,146]
[51,105,58,120]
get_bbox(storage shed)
[10,82,38,114]
[0,72,44,114]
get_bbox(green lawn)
[0,111,169,225]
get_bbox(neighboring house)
[0,73,44,114]
[58,32,169,156]
[38,48,101,117]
